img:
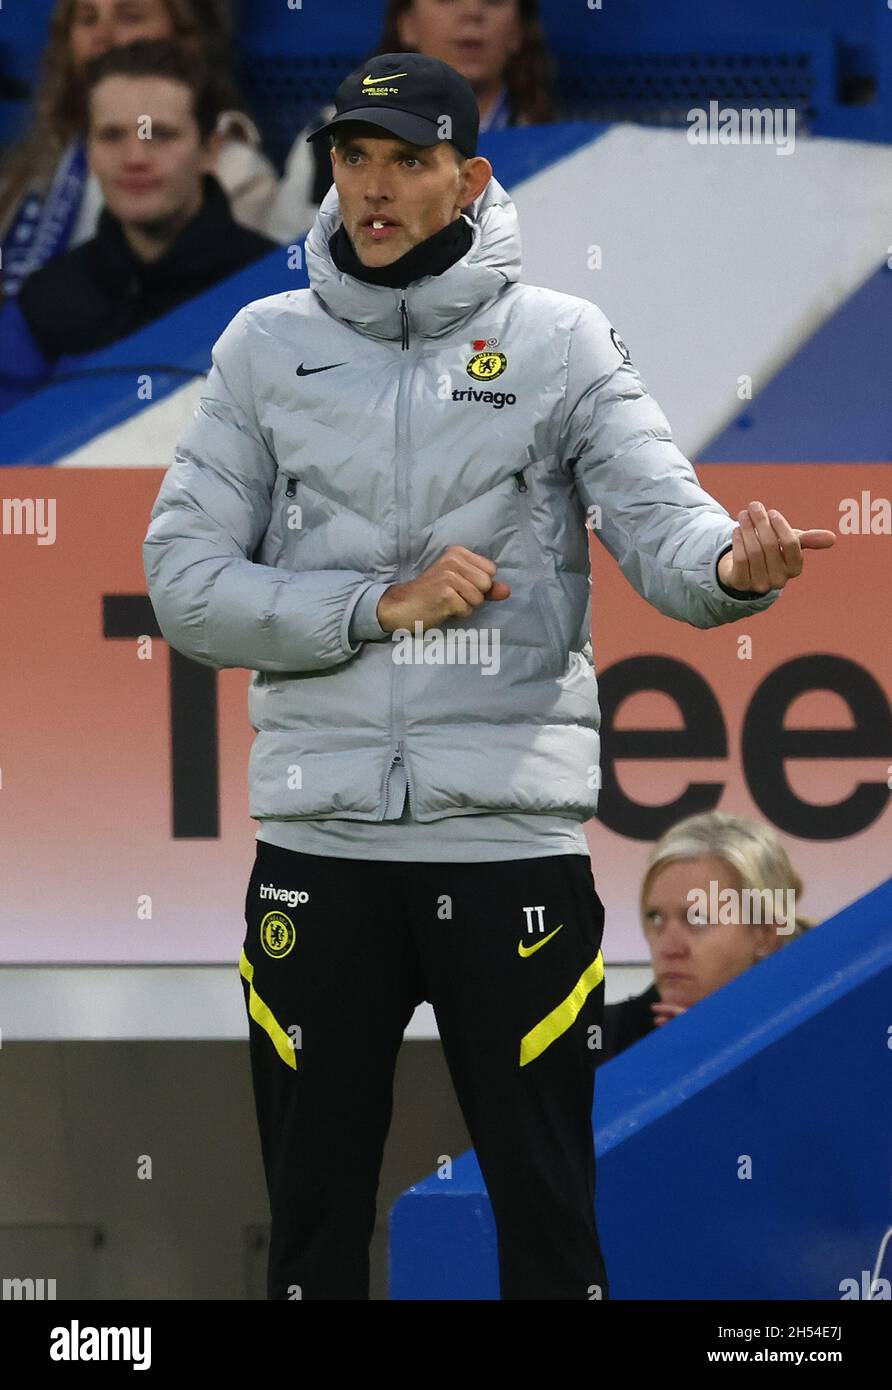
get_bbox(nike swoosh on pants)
[518,924,564,958]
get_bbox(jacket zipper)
[382,290,414,816]
[386,738,411,805]
[278,475,300,565]
[513,467,563,669]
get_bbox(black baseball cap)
[304,52,479,159]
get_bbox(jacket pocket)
[283,472,300,517]
[512,467,564,672]
[275,472,302,565]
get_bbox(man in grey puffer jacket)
[142,54,835,1301]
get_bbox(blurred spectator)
[595,811,817,1068]
[0,0,277,296]
[267,0,557,243]
[0,40,275,410]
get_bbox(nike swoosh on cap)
[518,924,564,958]
[295,362,347,376]
[362,72,407,85]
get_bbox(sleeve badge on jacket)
[610,327,631,363]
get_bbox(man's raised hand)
[717,501,836,594]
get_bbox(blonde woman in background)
[0,0,277,296]
[595,811,816,1067]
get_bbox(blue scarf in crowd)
[1,140,88,296]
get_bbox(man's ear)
[200,127,224,172]
[459,155,493,210]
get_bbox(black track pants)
[239,838,609,1301]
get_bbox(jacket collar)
[304,173,522,344]
[328,212,473,288]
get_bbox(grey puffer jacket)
[142,173,781,825]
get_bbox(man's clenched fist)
[377,545,511,633]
